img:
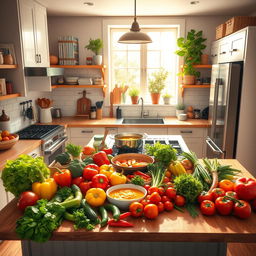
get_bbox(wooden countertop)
[0,140,42,171]
[0,159,255,242]
[49,117,210,128]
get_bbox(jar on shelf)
[194,109,201,119]
[90,106,97,119]
[86,57,93,65]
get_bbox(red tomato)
[83,146,95,155]
[148,187,159,195]
[165,187,177,200]
[129,202,144,217]
[163,177,170,184]
[17,191,39,211]
[91,174,109,190]
[140,197,151,207]
[79,181,92,194]
[215,196,233,215]
[83,166,99,180]
[149,192,162,204]
[200,200,216,216]
[233,200,251,219]
[197,191,214,203]
[218,179,234,192]
[158,187,165,196]
[164,201,174,211]
[225,191,238,199]
[161,195,170,203]
[211,188,226,201]
[144,204,159,219]
[234,177,256,201]
[157,202,165,213]
[175,195,186,207]
[143,185,151,191]
[72,176,85,186]
[166,182,174,188]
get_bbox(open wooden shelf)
[50,65,106,69]
[180,84,210,96]
[0,93,20,101]
[180,65,212,69]
[0,64,18,69]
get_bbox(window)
[110,27,179,104]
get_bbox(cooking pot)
[111,133,147,150]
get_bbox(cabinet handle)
[230,49,238,52]
[220,51,226,55]
[30,153,38,158]
[81,130,93,133]
[180,130,193,134]
[35,54,39,63]
[211,54,217,57]
[38,54,41,63]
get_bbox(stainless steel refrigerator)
[206,63,242,158]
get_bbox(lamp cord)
[134,0,137,21]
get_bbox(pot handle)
[142,133,148,139]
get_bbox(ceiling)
[40,0,256,16]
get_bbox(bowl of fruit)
[0,130,19,150]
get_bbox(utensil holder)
[39,108,52,123]
[96,108,102,120]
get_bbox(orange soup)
[109,188,144,200]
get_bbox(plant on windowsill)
[128,87,140,104]
[176,103,185,117]
[85,38,103,65]
[175,29,206,85]
[148,68,169,104]
[162,92,172,105]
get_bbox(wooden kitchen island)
[0,160,255,256]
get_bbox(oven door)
[43,136,68,165]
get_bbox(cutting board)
[112,87,122,104]
[76,90,91,117]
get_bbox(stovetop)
[17,125,62,139]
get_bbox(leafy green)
[131,175,145,186]
[1,155,50,197]
[174,174,203,203]
[52,187,73,202]
[68,159,86,178]
[148,162,166,187]
[66,144,82,158]
[72,208,95,231]
[145,142,177,167]
[55,152,71,165]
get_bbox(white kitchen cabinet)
[218,39,230,63]
[229,30,246,62]
[19,0,49,67]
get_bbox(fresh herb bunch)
[131,175,145,186]
[66,144,82,158]
[148,162,166,187]
[1,154,50,197]
[145,142,177,167]
[72,208,95,231]
[174,174,203,203]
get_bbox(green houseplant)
[85,38,103,65]
[149,68,169,104]
[162,92,172,105]
[175,30,206,85]
[176,103,185,117]
[128,87,140,104]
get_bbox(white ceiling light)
[190,1,200,5]
[84,2,94,6]
[118,0,152,44]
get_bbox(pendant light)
[118,0,152,44]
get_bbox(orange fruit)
[218,179,234,192]
[8,135,15,140]
[83,146,95,155]
[1,130,10,137]
[2,136,10,141]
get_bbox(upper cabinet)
[19,0,49,67]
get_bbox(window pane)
[114,69,127,85]
[128,52,140,68]
[113,52,127,68]
[147,32,161,50]
[127,69,140,86]
[147,51,160,68]
[112,32,127,50]
[128,44,140,51]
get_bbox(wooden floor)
[0,240,255,256]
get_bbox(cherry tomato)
[165,187,177,201]
[225,191,238,199]
[211,188,226,201]
[233,200,251,219]
[165,170,172,178]
[158,187,165,196]
[161,195,170,203]
[215,196,233,215]
[129,202,144,217]
[200,200,215,216]
[143,185,151,191]
[148,187,159,195]
[164,201,174,211]
[219,179,234,192]
[144,204,159,219]
[72,176,85,186]
[149,192,162,204]
[197,191,214,204]
[163,177,170,183]
[175,195,186,207]
[17,191,39,211]
[157,202,165,213]
[140,197,151,207]
[79,181,92,195]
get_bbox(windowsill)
[113,104,176,107]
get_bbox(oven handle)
[44,136,68,155]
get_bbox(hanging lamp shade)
[118,0,152,44]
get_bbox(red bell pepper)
[102,148,113,155]
[108,219,134,227]
[53,169,72,187]
[234,177,256,201]
[79,181,92,195]
[93,151,110,166]
[83,164,99,180]
[72,176,85,186]
[91,174,109,190]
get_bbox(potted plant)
[175,30,206,85]
[162,92,172,105]
[176,103,185,117]
[148,68,169,104]
[128,87,140,104]
[85,38,103,65]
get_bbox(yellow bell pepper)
[32,178,57,200]
[169,161,187,176]
[99,164,114,179]
[85,188,106,207]
[109,171,127,186]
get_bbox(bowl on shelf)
[0,134,19,150]
[111,153,154,174]
[65,76,79,85]
[106,184,147,210]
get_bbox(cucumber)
[99,206,108,227]
[104,204,120,221]
[81,199,99,224]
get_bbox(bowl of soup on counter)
[106,184,147,209]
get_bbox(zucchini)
[99,206,108,227]
[82,199,99,224]
[104,204,120,221]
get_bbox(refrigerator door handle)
[206,137,224,154]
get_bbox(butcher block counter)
[0,160,255,256]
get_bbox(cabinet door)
[211,41,219,64]
[183,137,204,158]
[218,39,230,63]
[229,31,246,62]
[34,2,49,67]
[19,0,37,67]
[70,128,105,138]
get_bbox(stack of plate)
[65,77,79,85]
[78,78,93,85]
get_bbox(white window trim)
[102,17,185,106]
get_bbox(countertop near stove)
[0,140,42,171]
[47,116,210,128]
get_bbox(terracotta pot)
[183,75,195,85]
[50,55,58,65]
[151,93,160,104]
[131,96,139,104]
[200,54,209,65]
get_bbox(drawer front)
[69,137,92,147]
[70,128,105,138]
[183,137,204,158]
[168,128,206,138]
[229,31,246,61]
[218,40,230,63]
[118,127,168,135]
